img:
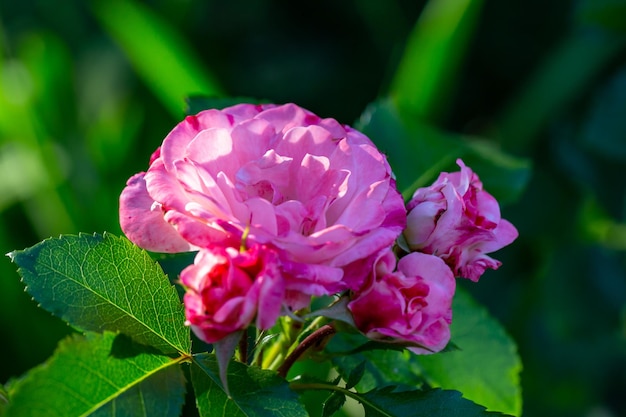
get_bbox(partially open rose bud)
[404,159,518,281]
[181,244,284,343]
[348,250,455,354]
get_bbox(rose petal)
[119,172,192,252]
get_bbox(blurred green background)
[1,0,625,416]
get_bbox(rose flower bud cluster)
[346,159,518,352]
[119,103,517,355]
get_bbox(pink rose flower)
[120,103,405,298]
[181,244,284,343]
[403,159,518,281]
[348,250,455,354]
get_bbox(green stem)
[261,316,302,370]
[290,381,354,397]
[261,337,283,369]
[277,324,336,378]
[238,332,248,364]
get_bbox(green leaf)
[357,99,461,196]
[345,361,366,390]
[92,0,223,117]
[283,360,335,416]
[8,233,190,355]
[576,0,626,33]
[4,332,186,417]
[303,297,356,328]
[191,354,308,417]
[417,288,522,416]
[327,331,426,393]
[330,346,425,394]
[289,382,511,417]
[328,289,522,415]
[357,99,530,204]
[389,0,484,122]
[357,388,512,417]
[322,391,345,417]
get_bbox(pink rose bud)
[404,159,518,281]
[181,244,284,343]
[120,103,406,297]
[348,250,455,354]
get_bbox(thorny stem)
[277,324,336,378]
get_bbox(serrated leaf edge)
[8,233,190,355]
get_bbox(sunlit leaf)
[8,233,190,355]
[417,288,522,416]
[191,354,307,417]
[4,332,186,417]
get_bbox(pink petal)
[119,172,192,252]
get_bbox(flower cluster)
[120,103,517,353]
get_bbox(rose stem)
[277,324,336,378]
[239,331,248,364]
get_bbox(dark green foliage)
[191,355,308,417]
[328,289,521,415]
[356,388,512,417]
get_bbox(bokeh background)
[1,0,625,416]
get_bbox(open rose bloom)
[120,103,516,353]
[120,103,406,340]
